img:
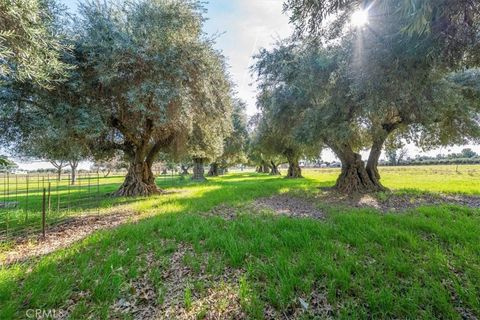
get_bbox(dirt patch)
[252,195,325,220]
[201,204,238,220]
[316,190,480,212]
[1,209,143,266]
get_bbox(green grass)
[304,164,480,195]
[0,174,183,236]
[0,167,479,319]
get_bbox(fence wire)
[0,171,182,241]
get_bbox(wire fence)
[0,170,183,241]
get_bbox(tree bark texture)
[365,125,397,188]
[181,165,190,175]
[285,156,302,179]
[208,162,219,176]
[270,161,281,175]
[114,161,160,197]
[331,144,385,194]
[192,158,206,181]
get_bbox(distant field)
[303,164,480,195]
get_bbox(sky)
[12,0,480,169]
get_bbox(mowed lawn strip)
[0,170,479,319]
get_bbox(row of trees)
[388,148,480,166]
[249,0,480,193]
[1,0,480,196]
[1,0,250,196]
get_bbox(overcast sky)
[12,0,480,169]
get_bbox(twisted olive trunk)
[285,150,302,179]
[114,160,160,197]
[365,136,385,186]
[208,162,219,177]
[192,158,206,181]
[269,160,281,175]
[366,125,397,187]
[257,160,271,173]
[180,165,190,175]
[331,143,385,194]
[262,164,271,173]
[114,137,170,197]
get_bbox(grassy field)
[0,165,479,319]
[304,165,480,195]
[0,173,183,237]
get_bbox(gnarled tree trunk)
[331,143,385,194]
[260,160,271,173]
[114,161,160,197]
[208,162,219,176]
[366,124,397,188]
[262,165,270,173]
[286,161,302,178]
[286,156,302,179]
[180,165,190,175]
[365,136,385,188]
[270,160,281,175]
[192,158,206,181]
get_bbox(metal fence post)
[25,174,29,222]
[47,182,51,216]
[3,173,6,208]
[67,173,71,213]
[97,172,100,215]
[57,176,60,213]
[42,187,46,238]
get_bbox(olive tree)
[208,99,249,176]
[261,1,480,193]
[253,41,324,179]
[71,0,233,195]
[255,35,480,192]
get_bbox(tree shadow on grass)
[0,173,317,316]
[1,173,480,319]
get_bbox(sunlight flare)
[351,9,369,27]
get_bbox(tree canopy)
[1,0,235,196]
[251,1,480,193]
[0,0,71,88]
